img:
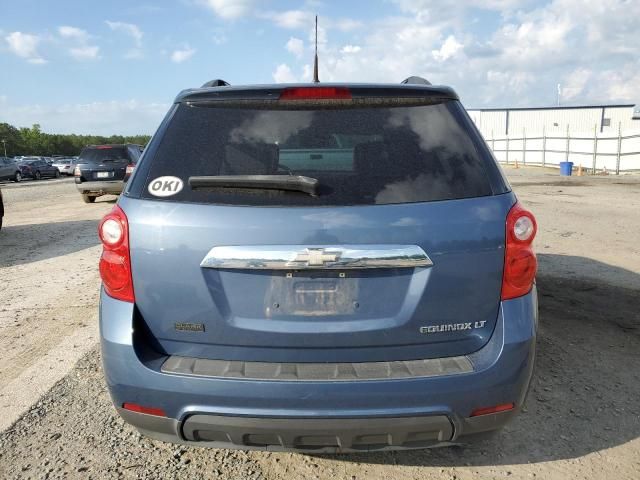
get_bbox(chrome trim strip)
[161,355,473,381]
[200,245,433,270]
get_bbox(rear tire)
[34,171,42,180]
[82,194,96,204]
[13,172,22,182]
[54,170,61,178]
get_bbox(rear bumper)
[100,287,537,452]
[76,180,123,195]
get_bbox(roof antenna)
[312,15,320,83]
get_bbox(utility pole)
[1,139,6,157]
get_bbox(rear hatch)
[122,86,513,363]
[77,146,131,182]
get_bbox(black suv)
[74,144,143,203]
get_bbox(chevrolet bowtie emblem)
[294,248,339,266]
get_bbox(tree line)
[0,122,151,157]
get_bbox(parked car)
[99,78,538,452]
[18,158,61,180]
[51,157,77,176]
[0,157,22,182]
[75,144,142,203]
[0,188,4,230]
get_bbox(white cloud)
[106,21,144,60]
[170,46,196,63]
[602,69,640,102]
[332,19,363,32]
[562,66,640,104]
[286,37,304,58]
[431,35,462,61]
[201,0,255,19]
[561,68,591,101]
[0,100,169,135]
[340,45,361,54]
[392,0,533,15]
[57,25,100,61]
[262,10,361,33]
[123,49,143,60]
[266,10,311,29]
[308,22,327,46]
[486,70,535,96]
[212,30,228,45]
[69,45,100,60]
[105,21,143,46]
[58,26,89,42]
[5,32,46,64]
[269,0,640,108]
[272,63,297,83]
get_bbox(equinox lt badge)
[419,320,487,334]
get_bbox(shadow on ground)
[321,254,640,466]
[0,219,101,267]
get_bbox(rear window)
[139,102,493,206]
[79,147,130,164]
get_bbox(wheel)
[82,194,96,204]
[13,172,22,182]
[54,170,61,178]
[34,171,42,180]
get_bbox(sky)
[0,0,638,135]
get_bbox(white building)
[467,104,638,138]
[466,104,640,172]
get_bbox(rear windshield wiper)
[189,175,319,196]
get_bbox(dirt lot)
[0,169,639,479]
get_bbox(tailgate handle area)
[200,245,433,270]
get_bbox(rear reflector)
[470,403,515,417]
[279,87,352,100]
[122,403,166,417]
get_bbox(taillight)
[502,201,537,300]
[98,205,134,302]
[279,87,352,100]
[125,164,135,175]
[74,166,80,176]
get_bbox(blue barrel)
[559,161,573,176]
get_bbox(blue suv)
[98,79,538,452]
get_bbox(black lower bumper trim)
[116,407,515,453]
[182,414,453,451]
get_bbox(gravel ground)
[0,179,113,430]
[0,170,639,479]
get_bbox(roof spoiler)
[201,79,230,88]
[401,76,431,86]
